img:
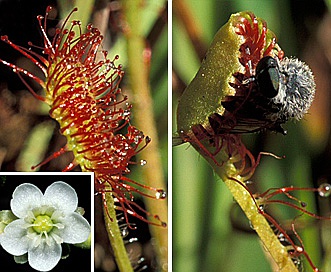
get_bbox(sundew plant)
[173,1,331,272]
[0,1,168,271]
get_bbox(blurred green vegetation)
[173,0,331,271]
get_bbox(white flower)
[0,181,90,271]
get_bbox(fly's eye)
[256,56,280,98]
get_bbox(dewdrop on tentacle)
[318,183,331,197]
[0,6,166,227]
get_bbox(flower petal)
[0,219,29,256]
[28,238,61,272]
[11,183,43,218]
[44,181,78,213]
[59,212,90,244]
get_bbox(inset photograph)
[0,172,93,272]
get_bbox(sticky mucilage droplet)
[318,183,331,197]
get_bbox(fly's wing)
[216,90,288,135]
[208,112,286,135]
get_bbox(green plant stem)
[122,0,168,270]
[103,192,133,272]
[190,141,299,272]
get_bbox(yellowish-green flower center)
[32,215,53,233]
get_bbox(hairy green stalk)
[192,140,299,271]
[103,192,134,272]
